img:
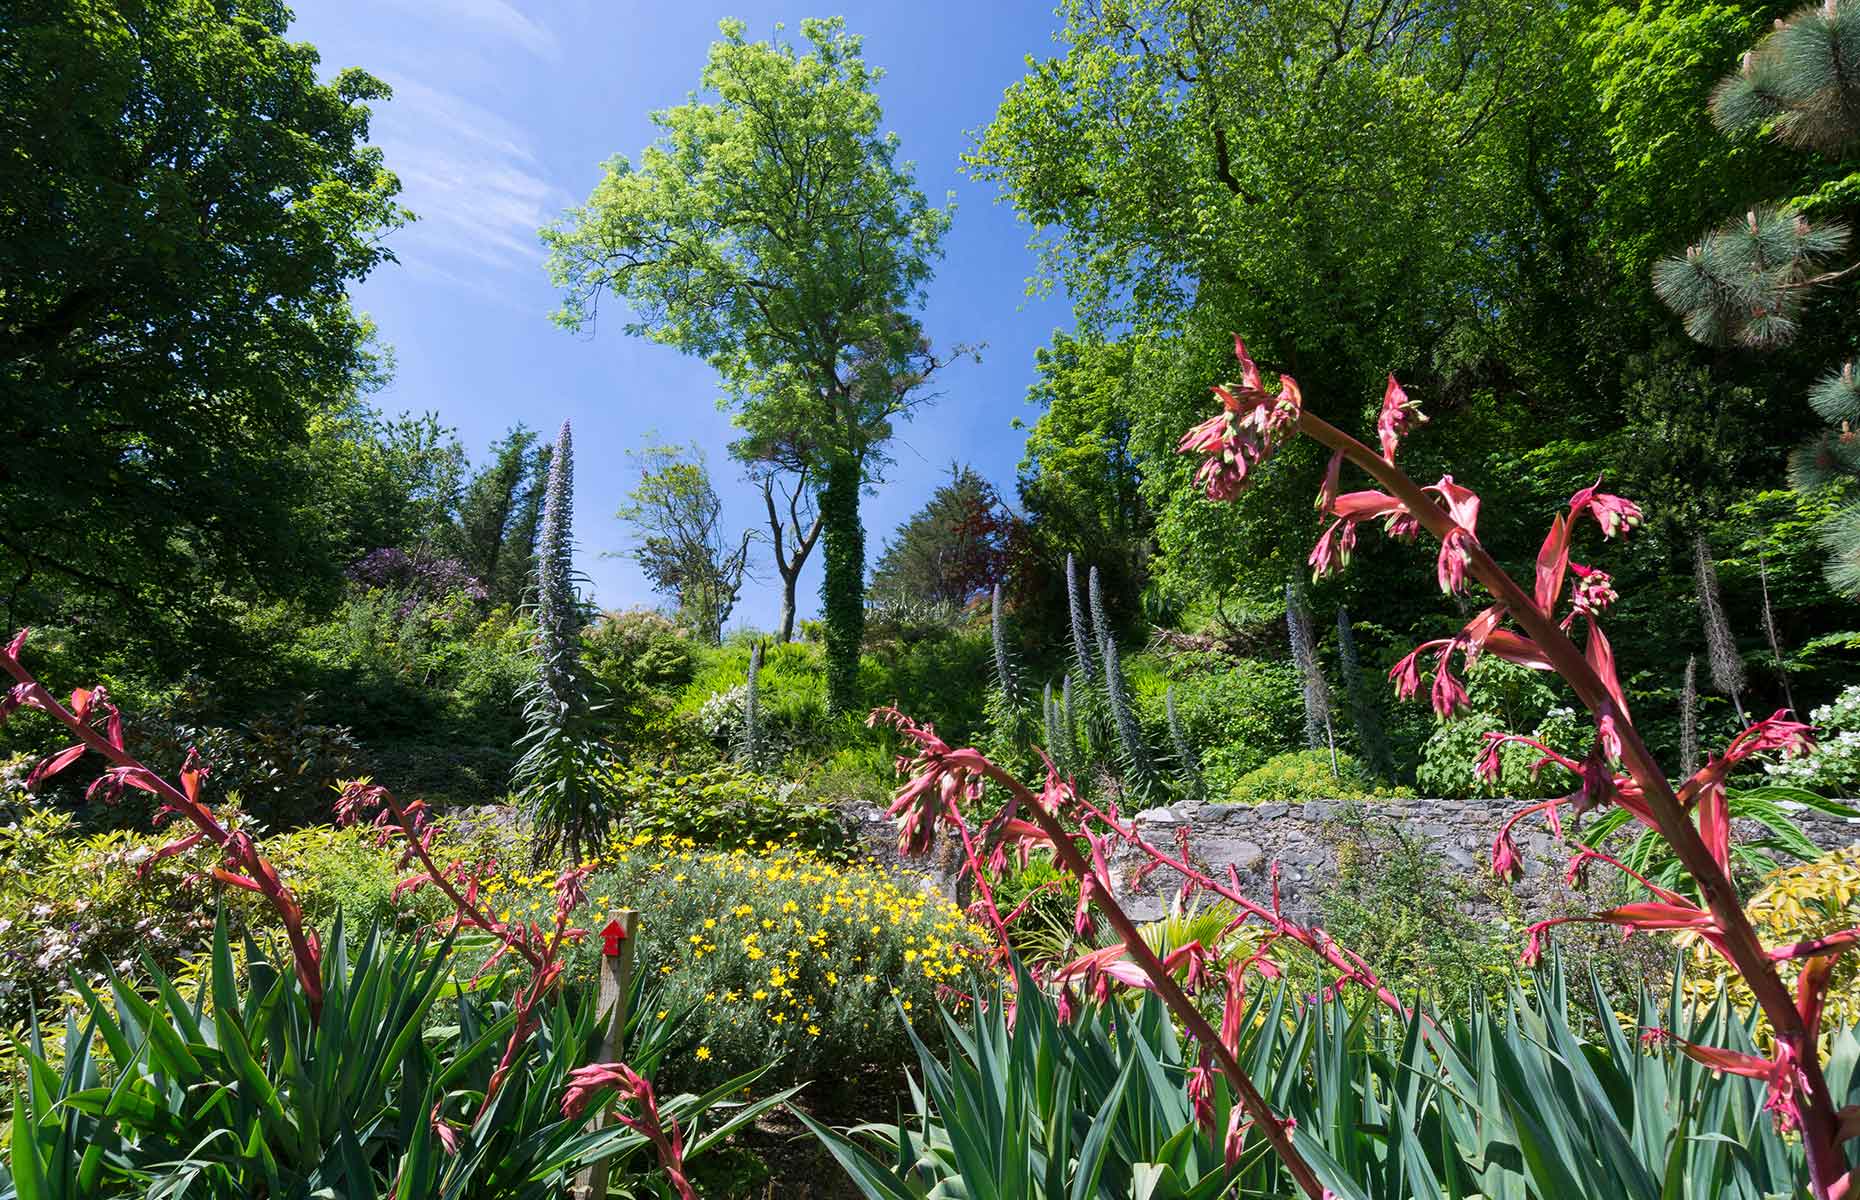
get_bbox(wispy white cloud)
[374,74,563,275]
[380,0,560,60]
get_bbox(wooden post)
[573,908,639,1200]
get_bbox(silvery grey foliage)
[1165,683,1202,801]
[991,583,1019,704]
[1099,628,1156,796]
[738,640,764,769]
[1681,654,1701,780]
[534,420,581,704]
[514,420,617,864]
[1694,533,1748,722]
[1067,553,1097,684]
[1337,607,1395,779]
[1285,579,1334,760]
[1758,552,1798,714]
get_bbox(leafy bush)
[265,822,453,932]
[0,807,214,1022]
[610,758,846,854]
[1766,683,1860,794]
[524,836,988,1094]
[1155,655,1303,793]
[1222,748,1404,805]
[1415,658,1586,799]
[1682,846,1860,1045]
[123,698,368,827]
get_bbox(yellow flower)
[656,1009,669,1020]
[696,1046,712,1061]
[807,1024,821,1037]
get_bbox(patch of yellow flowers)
[470,830,988,1077]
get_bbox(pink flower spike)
[3,628,26,662]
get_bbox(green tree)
[446,424,555,607]
[1651,0,1860,594]
[0,0,407,655]
[869,464,1008,607]
[543,17,955,714]
[615,444,753,645]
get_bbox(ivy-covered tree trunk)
[821,455,866,715]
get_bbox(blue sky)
[288,1,1070,630]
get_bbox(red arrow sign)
[601,919,628,957]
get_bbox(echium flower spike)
[1066,553,1097,685]
[536,420,581,703]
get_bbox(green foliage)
[1224,749,1401,807]
[803,967,1246,1200]
[822,457,868,716]
[552,838,987,1094]
[1158,655,1304,794]
[869,464,1009,606]
[1319,822,1532,1013]
[445,423,551,609]
[0,808,212,1024]
[814,961,1844,1200]
[1,912,785,1197]
[616,444,753,644]
[1415,658,1586,800]
[610,759,844,855]
[0,0,409,662]
[544,16,954,717]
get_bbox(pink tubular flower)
[1490,830,1522,881]
[1176,337,1304,501]
[1568,477,1643,539]
[1475,733,1507,786]
[868,707,990,856]
[1436,528,1473,595]
[1388,650,1424,701]
[1429,660,1469,719]
[562,1061,642,1120]
[1377,373,1426,462]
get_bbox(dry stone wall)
[847,796,1860,923]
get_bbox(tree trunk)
[820,456,865,715]
[777,571,798,644]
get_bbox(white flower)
[124,846,153,866]
[30,903,51,919]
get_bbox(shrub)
[1766,683,1860,794]
[123,698,368,827]
[1681,847,1860,1046]
[1414,657,1587,799]
[1223,748,1403,805]
[1155,655,1303,793]
[0,807,213,1022]
[610,758,846,854]
[521,835,989,1094]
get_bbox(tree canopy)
[0,0,407,658]
[543,17,954,712]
